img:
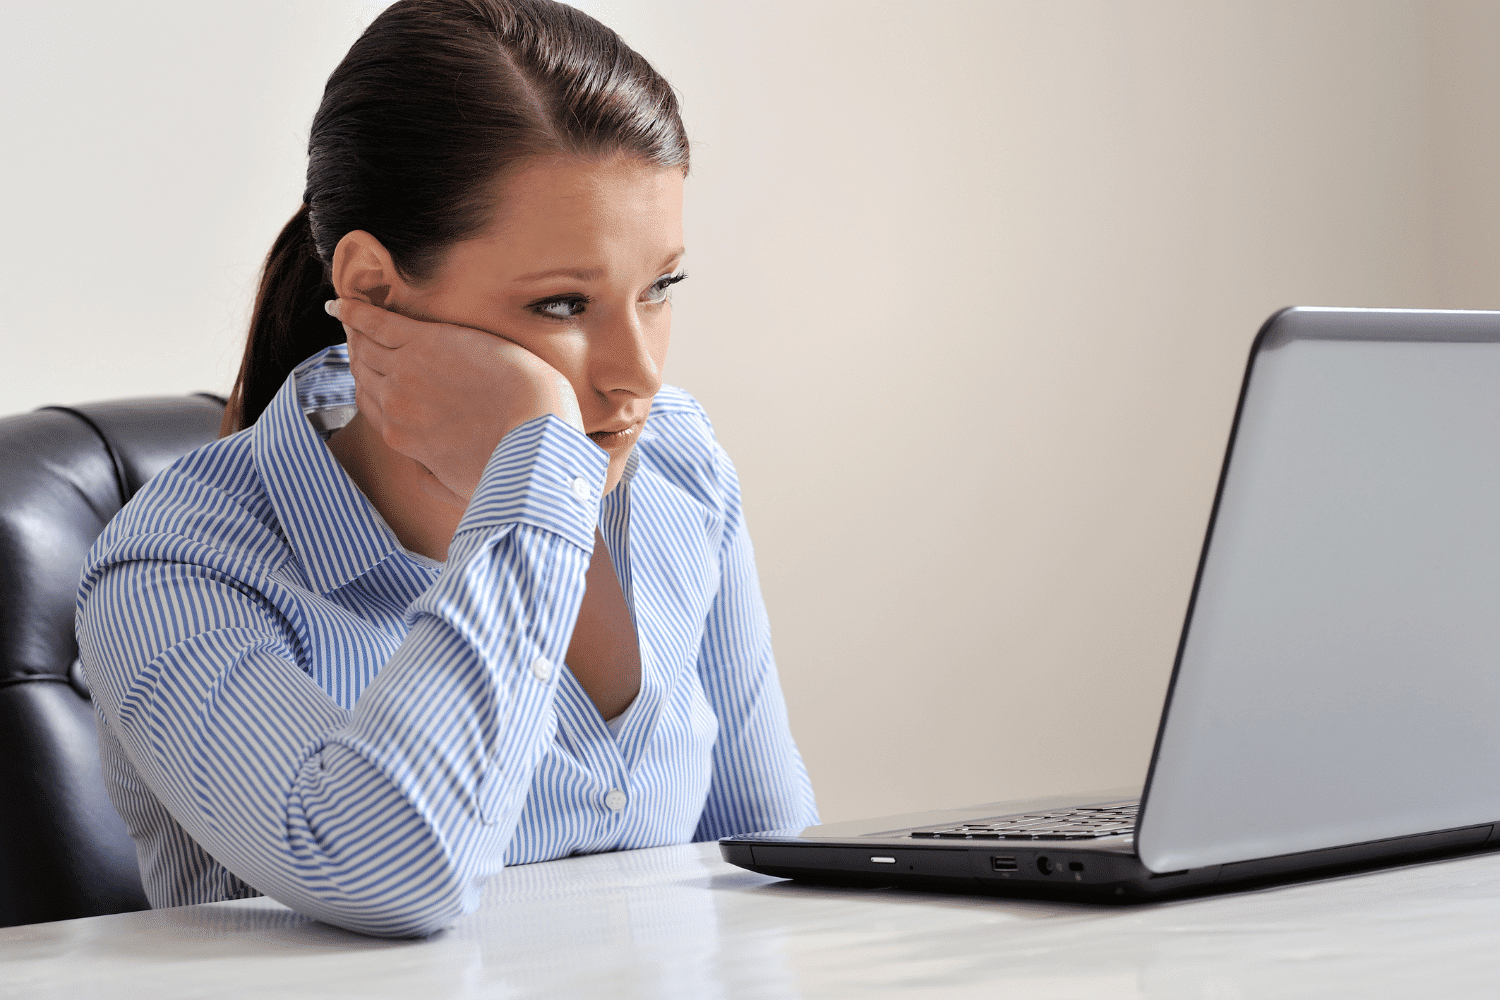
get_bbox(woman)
[76,0,816,938]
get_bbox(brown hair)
[221,0,690,435]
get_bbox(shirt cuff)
[454,414,608,553]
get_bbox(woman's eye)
[532,296,589,320]
[645,271,690,302]
[529,274,685,319]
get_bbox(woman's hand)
[329,298,584,506]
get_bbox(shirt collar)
[619,442,643,488]
[253,344,400,597]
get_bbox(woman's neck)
[325,411,462,563]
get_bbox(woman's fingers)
[325,296,585,502]
[332,297,411,349]
[350,365,388,436]
[345,323,396,378]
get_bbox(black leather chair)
[0,394,225,927]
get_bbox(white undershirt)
[605,701,635,738]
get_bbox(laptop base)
[721,807,1498,903]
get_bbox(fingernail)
[324,299,341,318]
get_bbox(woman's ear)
[331,230,408,309]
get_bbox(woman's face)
[391,154,685,494]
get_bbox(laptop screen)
[1140,310,1500,873]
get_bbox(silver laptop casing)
[722,307,1500,900]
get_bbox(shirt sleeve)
[76,415,608,938]
[692,439,819,841]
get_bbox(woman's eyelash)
[528,272,688,320]
[652,272,688,295]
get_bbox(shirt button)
[604,789,627,812]
[531,656,552,681]
[570,477,591,503]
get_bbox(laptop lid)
[1137,307,1500,874]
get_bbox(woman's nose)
[593,307,665,400]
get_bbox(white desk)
[6,841,1500,998]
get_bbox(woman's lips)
[587,420,641,451]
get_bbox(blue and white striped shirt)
[76,345,817,937]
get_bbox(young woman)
[76,0,816,938]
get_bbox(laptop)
[721,306,1500,901]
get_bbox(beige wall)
[6,2,1499,824]
[607,0,1500,822]
[1432,1,1500,308]
[0,1,373,410]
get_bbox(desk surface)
[6,841,1500,998]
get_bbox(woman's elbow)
[270,841,484,938]
[296,871,477,939]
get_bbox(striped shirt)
[76,344,817,938]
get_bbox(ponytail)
[219,205,342,436]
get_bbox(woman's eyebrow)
[513,249,685,284]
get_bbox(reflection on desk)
[6,841,1500,998]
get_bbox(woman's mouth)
[587,421,640,451]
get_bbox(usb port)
[991,856,1018,872]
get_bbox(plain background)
[4,1,1499,825]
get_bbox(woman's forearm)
[79,416,607,937]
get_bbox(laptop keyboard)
[908,801,1139,840]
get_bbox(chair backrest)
[0,395,224,927]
